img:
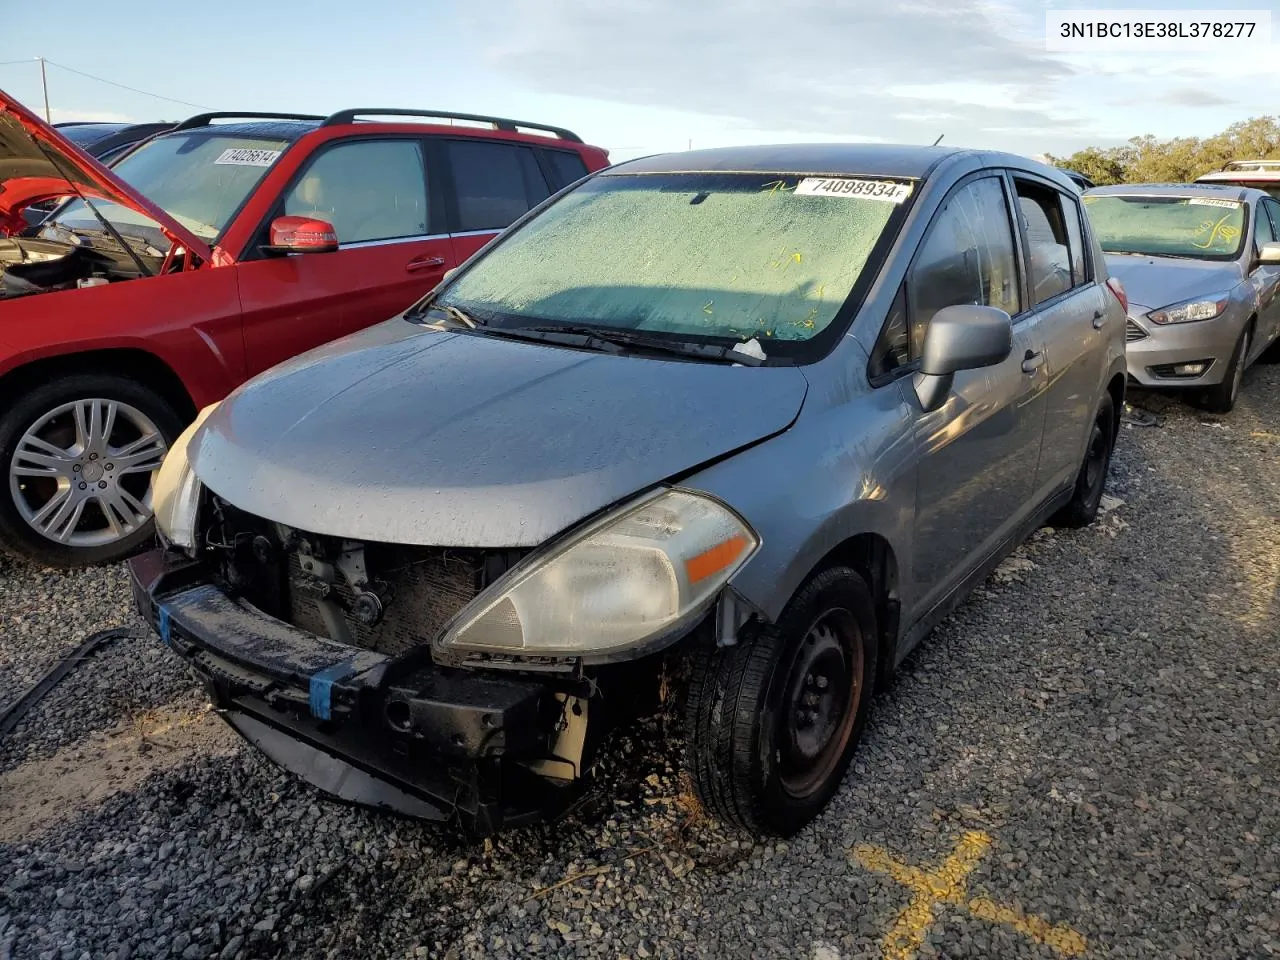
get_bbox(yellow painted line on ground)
[852,830,1087,960]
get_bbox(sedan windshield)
[435,172,909,353]
[1083,194,1246,260]
[45,133,288,243]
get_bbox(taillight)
[1106,277,1128,314]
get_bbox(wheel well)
[1106,372,1125,435]
[812,533,899,690]
[0,349,197,423]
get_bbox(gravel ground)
[1,366,1277,960]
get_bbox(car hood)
[0,87,210,258]
[189,321,810,547]
[1104,254,1243,312]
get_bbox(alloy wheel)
[8,398,168,547]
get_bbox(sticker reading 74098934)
[796,177,913,203]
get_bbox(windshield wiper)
[520,324,765,365]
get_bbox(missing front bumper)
[128,548,587,834]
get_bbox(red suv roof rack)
[320,108,583,143]
[172,111,326,131]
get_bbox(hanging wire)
[41,59,213,109]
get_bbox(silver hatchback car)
[130,145,1127,837]
[1084,183,1280,412]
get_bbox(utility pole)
[38,57,50,122]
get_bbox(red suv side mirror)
[264,215,339,255]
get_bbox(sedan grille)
[1125,318,1148,342]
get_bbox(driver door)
[905,174,1049,621]
[235,137,454,378]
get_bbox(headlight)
[1146,294,1230,325]
[152,403,218,553]
[437,488,760,661]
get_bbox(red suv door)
[234,136,454,377]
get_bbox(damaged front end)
[129,497,608,834]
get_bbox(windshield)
[435,172,909,352]
[46,133,288,242]
[1083,194,1246,260]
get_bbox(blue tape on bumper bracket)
[157,605,172,646]
[309,660,360,721]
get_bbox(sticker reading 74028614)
[795,177,913,203]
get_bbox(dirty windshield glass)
[437,172,907,349]
[46,134,288,243]
[1083,194,1246,260]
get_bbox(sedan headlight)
[153,403,218,553]
[437,488,760,661]
[1146,294,1230,325]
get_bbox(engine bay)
[0,235,152,298]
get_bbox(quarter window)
[906,176,1021,359]
[447,140,552,232]
[1015,180,1073,305]
[544,150,590,190]
[282,139,428,244]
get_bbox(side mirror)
[262,215,339,255]
[913,304,1013,411]
[1258,241,1280,265]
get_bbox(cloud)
[1160,88,1234,108]
[468,0,1086,151]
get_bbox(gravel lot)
[1,366,1277,960]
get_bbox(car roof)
[1086,182,1263,202]
[159,119,322,141]
[603,143,1067,181]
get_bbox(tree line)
[1046,116,1280,185]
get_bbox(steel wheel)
[8,398,168,548]
[778,607,864,799]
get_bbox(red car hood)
[0,88,211,259]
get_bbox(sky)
[3,0,1278,163]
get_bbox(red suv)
[0,91,608,567]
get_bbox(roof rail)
[173,111,326,131]
[320,108,583,143]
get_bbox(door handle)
[406,255,446,273]
[1021,350,1045,374]
[1092,310,1105,330]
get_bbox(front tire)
[0,374,183,568]
[1202,325,1250,414]
[1052,393,1115,529]
[683,567,878,836]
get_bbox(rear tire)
[1201,326,1250,414]
[0,374,184,568]
[683,567,878,836]
[1052,393,1115,529]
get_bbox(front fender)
[682,366,917,623]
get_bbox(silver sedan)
[1084,183,1280,412]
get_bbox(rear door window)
[446,140,552,232]
[1014,179,1073,305]
[1060,192,1089,286]
[1254,200,1276,251]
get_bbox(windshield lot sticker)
[1187,197,1240,208]
[796,178,913,203]
[214,148,282,167]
